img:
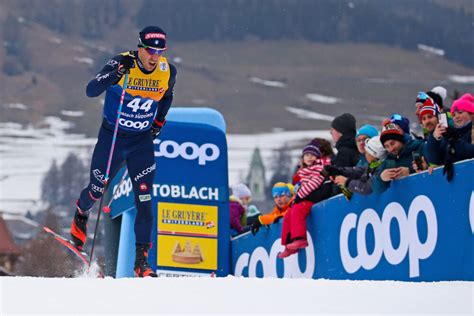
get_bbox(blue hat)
[302,140,321,158]
[139,26,167,49]
[272,182,291,197]
[356,124,379,139]
[390,114,410,134]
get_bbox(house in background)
[0,212,21,275]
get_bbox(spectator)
[278,141,325,259]
[312,137,335,166]
[330,113,359,168]
[371,122,424,193]
[326,136,387,195]
[251,182,294,235]
[229,183,251,236]
[425,93,474,181]
[415,87,450,137]
[355,124,379,167]
[417,98,441,136]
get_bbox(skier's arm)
[86,56,124,98]
[153,63,177,124]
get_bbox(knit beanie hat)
[427,86,447,109]
[231,183,251,199]
[451,93,474,115]
[356,124,379,139]
[365,136,387,160]
[380,122,405,145]
[418,98,440,121]
[302,140,321,158]
[138,26,167,49]
[331,113,356,135]
[389,114,410,134]
[271,182,292,197]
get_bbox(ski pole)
[89,73,129,268]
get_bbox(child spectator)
[330,113,359,167]
[355,124,379,167]
[278,141,325,259]
[371,122,424,193]
[325,136,387,195]
[425,93,474,181]
[250,182,294,235]
[229,183,251,236]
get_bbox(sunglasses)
[140,44,167,55]
[390,114,403,121]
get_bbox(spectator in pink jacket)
[279,140,325,259]
[229,183,252,236]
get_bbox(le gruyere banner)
[157,235,218,270]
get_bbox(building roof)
[0,214,21,255]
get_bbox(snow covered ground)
[0,276,472,315]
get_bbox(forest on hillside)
[3,0,473,68]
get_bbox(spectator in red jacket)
[279,140,325,259]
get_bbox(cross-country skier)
[70,26,177,277]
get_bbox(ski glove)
[251,219,262,235]
[324,165,342,177]
[151,119,166,139]
[117,52,135,76]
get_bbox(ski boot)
[70,207,88,250]
[134,243,158,278]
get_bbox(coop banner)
[232,159,474,281]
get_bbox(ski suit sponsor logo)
[145,33,166,40]
[119,118,149,130]
[134,163,156,182]
[154,140,220,166]
[339,195,438,278]
[153,184,219,201]
[234,234,315,278]
[93,169,105,184]
[139,194,152,202]
[113,178,133,200]
[91,183,104,193]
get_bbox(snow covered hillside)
[0,276,472,315]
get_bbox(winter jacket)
[340,160,383,195]
[425,122,474,165]
[294,164,325,199]
[372,138,425,193]
[229,196,247,233]
[332,133,359,168]
[258,197,294,226]
[356,154,368,167]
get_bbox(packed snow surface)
[0,276,472,315]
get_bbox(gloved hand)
[324,165,342,177]
[117,52,135,76]
[251,220,262,235]
[151,120,166,139]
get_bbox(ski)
[43,226,90,267]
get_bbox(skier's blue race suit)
[78,51,177,244]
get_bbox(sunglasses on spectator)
[415,91,432,107]
[139,44,167,55]
[391,114,403,121]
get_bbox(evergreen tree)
[267,144,293,199]
[58,153,88,207]
[41,160,60,206]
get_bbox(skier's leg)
[71,126,124,248]
[126,134,157,277]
